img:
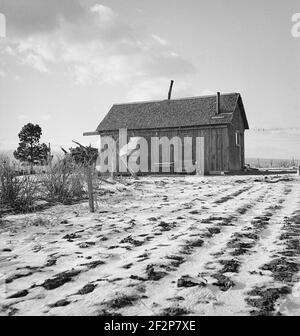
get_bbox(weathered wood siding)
[228,104,245,171]
[99,125,229,174]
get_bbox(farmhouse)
[84,90,249,175]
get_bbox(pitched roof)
[95,92,249,132]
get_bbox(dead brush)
[41,156,86,204]
[0,161,38,213]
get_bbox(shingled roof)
[95,92,249,132]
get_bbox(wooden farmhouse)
[84,91,249,175]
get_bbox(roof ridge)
[113,92,240,107]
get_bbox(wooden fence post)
[86,165,95,213]
[71,140,98,213]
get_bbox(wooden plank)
[212,128,217,171]
[85,166,95,213]
[217,129,222,171]
[83,131,100,136]
[196,137,205,176]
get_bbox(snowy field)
[0,175,299,316]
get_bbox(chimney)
[168,80,174,100]
[216,92,221,114]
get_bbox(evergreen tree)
[14,123,50,173]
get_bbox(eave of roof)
[85,92,249,135]
[237,95,249,130]
[84,122,230,136]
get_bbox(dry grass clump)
[0,154,94,213]
[0,160,38,212]
[41,156,86,204]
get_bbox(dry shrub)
[0,160,38,212]
[41,156,86,204]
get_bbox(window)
[236,131,240,147]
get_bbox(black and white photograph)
[0,0,300,319]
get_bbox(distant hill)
[0,149,63,161]
[246,157,299,169]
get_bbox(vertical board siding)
[99,125,230,174]
[228,104,246,171]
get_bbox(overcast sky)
[0,0,299,159]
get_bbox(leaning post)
[72,140,97,213]
[86,165,95,213]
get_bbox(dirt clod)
[177,275,206,288]
[219,259,241,273]
[49,299,71,308]
[105,295,139,309]
[246,286,291,315]
[161,307,190,316]
[120,236,144,247]
[212,274,235,291]
[42,270,81,290]
[260,258,299,283]
[7,290,29,299]
[146,264,168,281]
[77,283,97,295]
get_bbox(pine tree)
[14,123,49,173]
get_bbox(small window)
[236,131,240,147]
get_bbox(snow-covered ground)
[0,175,299,316]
